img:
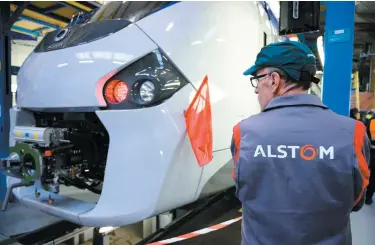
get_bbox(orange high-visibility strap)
[353,120,370,206]
[369,119,375,140]
[184,75,213,167]
[232,123,241,179]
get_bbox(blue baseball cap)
[243,41,320,84]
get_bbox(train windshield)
[88,1,175,23]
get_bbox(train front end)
[0,2,204,227]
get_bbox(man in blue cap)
[230,41,371,245]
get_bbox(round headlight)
[139,81,155,102]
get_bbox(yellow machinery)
[351,71,360,109]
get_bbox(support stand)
[1,181,33,211]
[93,227,110,245]
[157,212,174,230]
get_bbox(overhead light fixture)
[317,35,325,68]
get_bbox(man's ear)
[271,72,281,93]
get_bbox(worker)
[230,41,371,245]
[350,107,360,120]
[365,112,375,204]
[363,110,374,125]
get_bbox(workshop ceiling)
[9,1,102,40]
[354,1,375,60]
[9,1,375,68]
[311,1,375,72]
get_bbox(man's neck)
[278,83,308,97]
[282,89,308,97]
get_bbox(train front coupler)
[0,140,60,210]
[0,142,43,210]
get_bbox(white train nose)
[6,0,275,227]
[17,23,158,109]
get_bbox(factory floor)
[1,198,375,245]
[79,202,375,245]
[140,200,375,245]
[83,226,143,245]
[351,203,375,244]
[0,198,145,245]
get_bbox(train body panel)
[137,1,263,150]
[2,1,279,226]
[17,22,157,109]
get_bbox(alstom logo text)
[254,145,334,160]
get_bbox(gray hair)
[266,67,312,90]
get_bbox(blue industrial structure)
[321,1,356,117]
[9,1,102,39]
[0,2,13,201]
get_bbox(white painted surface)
[11,40,39,106]
[11,40,38,92]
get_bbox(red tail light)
[95,69,118,106]
[104,79,129,104]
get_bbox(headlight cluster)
[101,49,189,110]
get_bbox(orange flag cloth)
[184,75,213,167]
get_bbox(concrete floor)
[78,204,375,245]
[1,200,375,245]
[351,203,375,245]
[81,225,144,245]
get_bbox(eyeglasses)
[249,73,270,88]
